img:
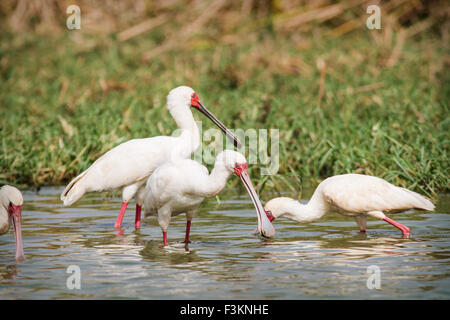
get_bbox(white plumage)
[60,86,240,229]
[0,185,25,260]
[138,150,275,246]
[264,174,435,238]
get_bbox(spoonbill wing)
[61,136,186,206]
[321,174,434,214]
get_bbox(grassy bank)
[0,17,448,197]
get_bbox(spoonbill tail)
[61,86,241,230]
[138,150,275,246]
[264,174,435,238]
[0,185,25,260]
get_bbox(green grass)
[0,28,448,198]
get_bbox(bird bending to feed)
[61,86,241,230]
[138,150,275,246]
[264,174,435,238]
[0,185,25,260]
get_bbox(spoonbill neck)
[0,207,8,234]
[272,197,327,223]
[169,105,201,153]
[200,162,233,197]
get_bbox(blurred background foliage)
[0,0,448,197]
[0,0,448,37]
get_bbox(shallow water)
[0,187,449,299]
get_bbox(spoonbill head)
[60,86,241,231]
[167,86,241,149]
[215,150,275,238]
[141,150,275,246]
[227,152,275,239]
[263,174,435,238]
[0,185,24,260]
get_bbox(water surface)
[1,187,449,299]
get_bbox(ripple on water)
[0,187,449,299]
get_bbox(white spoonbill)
[61,86,241,230]
[138,150,275,246]
[0,185,25,260]
[263,174,435,238]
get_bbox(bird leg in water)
[163,231,168,246]
[184,211,194,243]
[184,221,192,244]
[135,204,142,229]
[354,216,367,233]
[114,201,128,229]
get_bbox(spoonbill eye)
[233,163,248,176]
[190,93,200,108]
[265,210,275,222]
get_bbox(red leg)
[135,204,142,229]
[162,231,168,246]
[184,220,192,244]
[114,201,128,229]
[383,216,410,238]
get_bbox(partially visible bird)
[61,86,241,230]
[0,185,25,260]
[138,150,275,246]
[264,174,435,238]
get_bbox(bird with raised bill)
[138,150,275,246]
[61,86,241,230]
[263,174,435,238]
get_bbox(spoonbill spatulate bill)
[60,86,241,230]
[138,150,275,246]
[264,174,435,238]
[0,185,25,260]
